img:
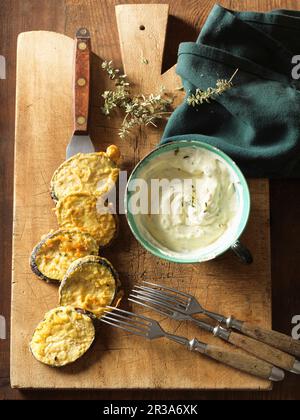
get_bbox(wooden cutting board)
[11,4,272,390]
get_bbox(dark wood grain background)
[1,0,300,400]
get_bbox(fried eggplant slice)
[30,306,95,367]
[55,193,118,246]
[59,256,122,318]
[30,229,99,283]
[50,148,120,202]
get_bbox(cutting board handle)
[74,28,91,134]
[115,4,182,95]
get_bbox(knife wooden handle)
[238,322,300,359]
[191,339,284,381]
[74,28,91,133]
[228,331,297,372]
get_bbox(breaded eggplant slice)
[30,306,95,367]
[30,229,99,283]
[50,148,120,202]
[59,256,122,318]
[55,193,118,247]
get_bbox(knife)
[66,28,95,159]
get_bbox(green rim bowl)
[125,140,251,264]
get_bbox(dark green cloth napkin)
[161,4,300,177]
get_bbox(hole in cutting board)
[139,25,146,31]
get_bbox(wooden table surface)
[1,0,300,400]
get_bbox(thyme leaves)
[101,61,173,140]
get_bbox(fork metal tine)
[135,284,188,304]
[100,318,149,338]
[103,316,148,333]
[106,306,153,323]
[133,285,187,308]
[143,281,192,299]
[136,284,188,305]
[104,309,150,328]
[102,313,150,332]
[131,291,185,314]
[129,296,174,318]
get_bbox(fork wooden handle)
[240,323,300,358]
[227,331,298,372]
[74,28,91,134]
[191,339,284,382]
[230,320,300,358]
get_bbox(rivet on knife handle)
[189,339,284,382]
[227,318,300,359]
[74,28,91,134]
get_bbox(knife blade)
[66,27,95,160]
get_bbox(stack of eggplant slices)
[29,145,123,367]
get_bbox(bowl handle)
[231,240,253,264]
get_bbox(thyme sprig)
[101,61,173,139]
[187,69,239,107]
[101,61,130,116]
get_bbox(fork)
[100,306,284,381]
[129,282,300,374]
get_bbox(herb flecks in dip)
[137,147,239,255]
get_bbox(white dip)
[135,146,240,256]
